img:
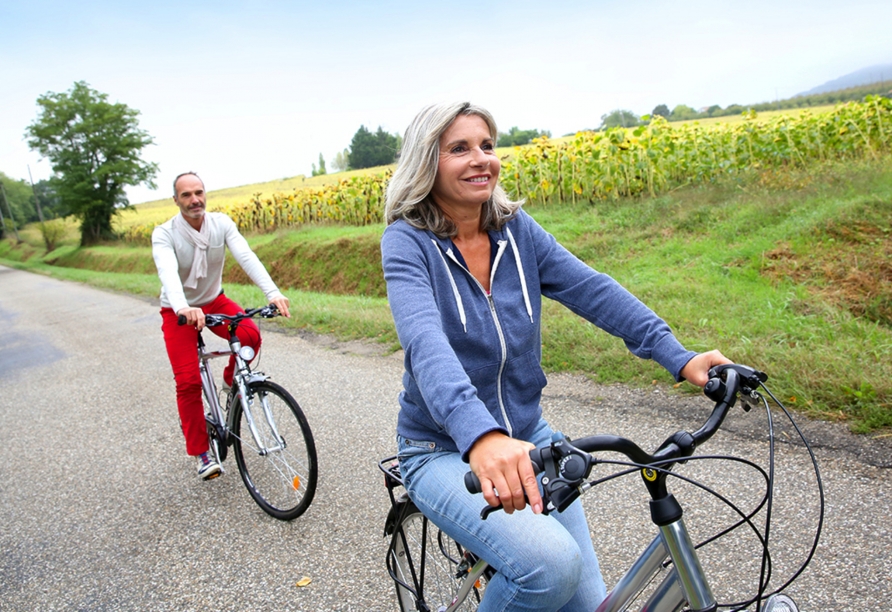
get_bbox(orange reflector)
[292,476,301,490]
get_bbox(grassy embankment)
[2,151,890,434]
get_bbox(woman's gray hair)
[384,102,522,237]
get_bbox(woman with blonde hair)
[382,101,730,611]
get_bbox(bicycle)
[181,303,318,520]
[379,364,823,611]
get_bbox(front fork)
[226,341,281,455]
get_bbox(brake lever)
[471,433,593,520]
[204,314,226,328]
[478,493,532,520]
[704,364,768,412]
[540,434,593,513]
[708,364,767,388]
[260,303,280,318]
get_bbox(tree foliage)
[650,80,892,126]
[32,179,61,219]
[0,173,35,225]
[497,126,551,147]
[25,81,158,245]
[0,173,63,225]
[651,104,670,118]
[311,152,327,176]
[668,104,698,122]
[330,148,350,173]
[599,109,640,130]
[347,126,398,170]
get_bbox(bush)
[39,219,67,252]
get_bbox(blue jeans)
[398,418,607,612]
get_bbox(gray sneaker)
[197,452,221,480]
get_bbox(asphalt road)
[1,265,889,611]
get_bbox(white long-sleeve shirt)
[151,212,283,313]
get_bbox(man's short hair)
[173,172,203,196]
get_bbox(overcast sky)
[3,0,891,205]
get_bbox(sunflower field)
[503,95,892,205]
[221,171,390,234]
[119,96,892,243]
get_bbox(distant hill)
[798,63,892,96]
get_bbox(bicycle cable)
[580,454,774,610]
[571,380,824,611]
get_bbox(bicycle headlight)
[238,346,256,361]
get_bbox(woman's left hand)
[680,350,732,387]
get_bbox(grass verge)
[2,158,889,433]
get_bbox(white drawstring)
[506,228,534,323]
[434,240,467,333]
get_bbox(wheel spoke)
[390,508,484,611]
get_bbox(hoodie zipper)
[445,240,513,436]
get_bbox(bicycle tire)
[230,380,317,520]
[387,501,485,611]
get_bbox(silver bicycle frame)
[445,557,489,612]
[198,345,230,428]
[198,333,275,455]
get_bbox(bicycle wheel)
[387,501,485,611]
[230,380,317,520]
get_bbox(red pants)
[161,293,261,456]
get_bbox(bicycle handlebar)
[465,364,768,518]
[176,303,281,327]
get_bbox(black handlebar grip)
[177,315,187,326]
[464,471,482,494]
[464,450,545,494]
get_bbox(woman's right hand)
[468,432,543,515]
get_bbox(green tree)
[311,152,327,176]
[668,104,698,122]
[599,109,640,130]
[31,179,63,219]
[347,125,398,170]
[651,104,670,118]
[330,148,350,173]
[497,126,551,147]
[0,172,36,225]
[25,81,158,245]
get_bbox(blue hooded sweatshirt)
[382,208,696,461]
